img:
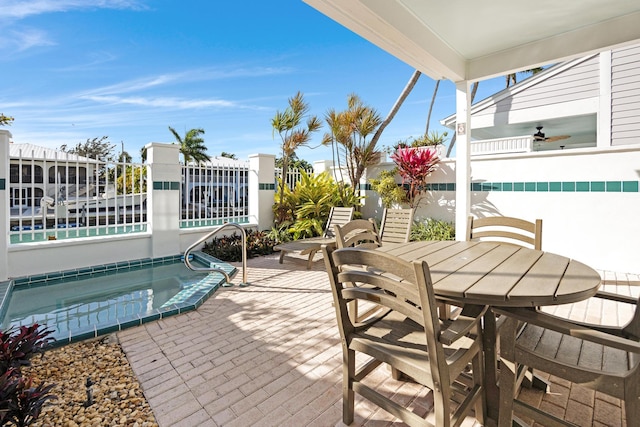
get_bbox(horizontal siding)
[611,45,640,147]
[477,56,599,117]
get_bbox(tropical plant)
[271,92,322,225]
[202,229,278,262]
[369,169,406,208]
[390,146,440,208]
[168,126,211,163]
[220,152,237,160]
[0,324,56,427]
[0,325,54,374]
[410,218,455,241]
[323,94,382,193]
[0,114,14,127]
[0,374,57,427]
[275,170,359,239]
[116,166,147,194]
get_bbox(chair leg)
[472,351,485,425]
[278,250,286,264]
[307,249,318,269]
[343,349,355,425]
[497,317,519,427]
[624,379,640,427]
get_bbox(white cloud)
[0,0,146,19]
[81,95,240,109]
[0,28,55,51]
[78,66,294,97]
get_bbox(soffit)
[303,0,640,82]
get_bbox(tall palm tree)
[168,126,210,163]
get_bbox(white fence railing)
[9,148,147,243]
[180,161,250,228]
[470,135,534,156]
[275,167,313,191]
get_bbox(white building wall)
[365,146,640,274]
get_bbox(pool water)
[0,252,235,345]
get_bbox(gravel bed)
[23,335,157,427]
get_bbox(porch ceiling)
[302,0,640,82]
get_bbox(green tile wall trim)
[152,181,180,190]
[469,180,640,193]
[259,183,275,190]
[0,179,4,190]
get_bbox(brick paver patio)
[117,253,637,426]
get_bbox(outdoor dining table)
[376,240,602,426]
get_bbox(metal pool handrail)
[183,222,248,286]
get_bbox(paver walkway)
[117,254,637,426]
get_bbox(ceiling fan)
[533,126,570,143]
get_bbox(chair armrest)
[494,307,640,354]
[595,290,638,305]
[440,304,488,346]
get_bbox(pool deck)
[117,253,637,427]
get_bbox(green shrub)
[202,229,278,262]
[410,218,455,241]
[274,171,361,239]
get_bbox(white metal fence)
[9,148,147,243]
[180,161,250,228]
[275,166,313,191]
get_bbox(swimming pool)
[0,252,235,345]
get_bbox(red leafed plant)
[390,146,440,208]
[0,324,57,426]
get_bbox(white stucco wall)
[364,146,640,274]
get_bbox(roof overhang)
[303,0,640,82]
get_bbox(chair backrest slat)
[323,207,355,238]
[379,208,414,244]
[334,219,381,249]
[467,215,542,250]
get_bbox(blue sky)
[1,0,506,163]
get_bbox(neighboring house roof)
[9,143,94,162]
[190,156,248,167]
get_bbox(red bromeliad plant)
[390,146,440,208]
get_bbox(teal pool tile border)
[6,251,236,347]
[470,180,640,193]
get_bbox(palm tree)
[323,94,382,192]
[168,126,210,163]
[271,91,322,224]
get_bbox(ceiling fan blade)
[545,135,570,143]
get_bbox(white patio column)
[0,130,10,281]
[146,142,181,258]
[248,153,275,230]
[455,81,472,241]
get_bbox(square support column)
[249,154,275,230]
[455,81,472,241]
[0,131,10,280]
[146,143,181,258]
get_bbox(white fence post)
[249,154,275,231]
[0,131,10,280]
[146,142,181,258]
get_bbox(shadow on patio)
[117,254,635,427]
